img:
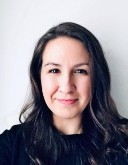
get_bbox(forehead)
[42,36,90,64]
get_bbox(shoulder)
[0,124,23,144]
[0,124,24,164]
[105,132,128,164]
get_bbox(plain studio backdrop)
[0,0,128,133]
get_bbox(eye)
[49,68,60,73]
[75,69,88,75]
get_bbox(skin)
[41,37,91,134]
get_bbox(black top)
[0,124,128,165]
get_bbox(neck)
[53,116,83,135]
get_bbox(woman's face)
[41,37,91,122]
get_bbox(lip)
[56,99,78,105]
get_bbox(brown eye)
[75,69,88,75]
[49,69,60,73]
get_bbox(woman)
[0,22,128,165]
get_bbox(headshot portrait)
[0,1,128,165]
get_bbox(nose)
[59,73,76,94]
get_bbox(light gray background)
[0,0,128,133]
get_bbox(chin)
[54,112,82,120]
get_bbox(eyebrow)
[74,62,89,67]
[44,62,89,67]
[44,63,61,67]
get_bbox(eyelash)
[75,69,88,75]
[48,69,88,75]
[49,69,60,73]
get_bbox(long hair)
[19,22,128,165]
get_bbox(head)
[21,22,128,165]
[27,22,111,130]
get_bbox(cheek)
[78,78,91,97]
[41,76,58,97]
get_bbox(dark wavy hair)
[19,22,128,165]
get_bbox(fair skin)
[41,37,91,135]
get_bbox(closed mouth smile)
[56,99,78,105]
